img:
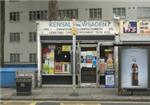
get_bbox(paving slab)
[1,87,150,101]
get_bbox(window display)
[99,46,114,87]
[99,46,114,74]
[80,46,97,83]
[80,51,97,68]
[42,44,72,75]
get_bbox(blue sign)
[123,21,137,33]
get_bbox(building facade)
[4,0,150,67]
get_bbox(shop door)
[79,44,97,84]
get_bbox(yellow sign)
[62,45,71,52]
[71,26,78,35]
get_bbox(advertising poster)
[86,51,93,68]
[99,59,106,74]
[137,20,150,34]
[81,51,87,67]
[62,45,71,52]
[121,48,148,88]
[105,71,115,88]
[123,21,137,33]
[42,45,55,74]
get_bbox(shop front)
[76,36,115,87]
[39,35,73,86]
[116,20,150,95]
[37,21,116,88]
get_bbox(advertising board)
[137,20,150,34]
[105,71,115,88]
[121,48,148,88]
[38,21,115,35]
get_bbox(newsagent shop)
[37,20,118,88]
[116,20,150,95]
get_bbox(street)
[1,101,150,105]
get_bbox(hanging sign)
[137,20,150,34]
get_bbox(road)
[1,101,150,105]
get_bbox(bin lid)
[0,68,37,72]
[15,68,37,71]
[0,68,17,72]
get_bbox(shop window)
[42,44,72,75]
[29,10,48,21]
[29,32,36,42]
[89,8,102,20]
[113,8,126,19]
[10,53,20,62]
[137,7,150,19]
[10,32,20,42]
[9,12,20,22]
[80,46,97,83]
[99,46,114,74]
[99,46,114,86]
[29,53,36,63]
[58,9,78,20]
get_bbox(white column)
[72,35,76,90]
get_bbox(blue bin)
[0,68,16,88]
[0,68,37,88]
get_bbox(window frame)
[10,32,20,42]
[29,53,37,63]
[29,10,48,21]
[113,8,126,19]
[29,32,36,42]
[10,53,20,63]
[58,9,78,20]
[9,11,20,22]
[89,8,102,20]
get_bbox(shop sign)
[76,21,114,35]
[48,21,114,35]
[105,71,115,88]
[123,21,137,33]
[49,21,72,35]
[137,20,150,34]
[121,48,148,88]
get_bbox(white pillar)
[72,35,76,90]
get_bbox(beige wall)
[4,0,150,64]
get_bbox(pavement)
[1,101,150,105]
[1,87,150,101]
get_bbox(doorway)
[78,44,98,86]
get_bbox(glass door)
[99,44,115,88]
[79,44,97,85]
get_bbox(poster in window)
[54,62,63,73]
[121,48,148,88]
[105,71,115,88]
[62,45,71,52]
[42,45,55,74]
[86,51,93,68]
